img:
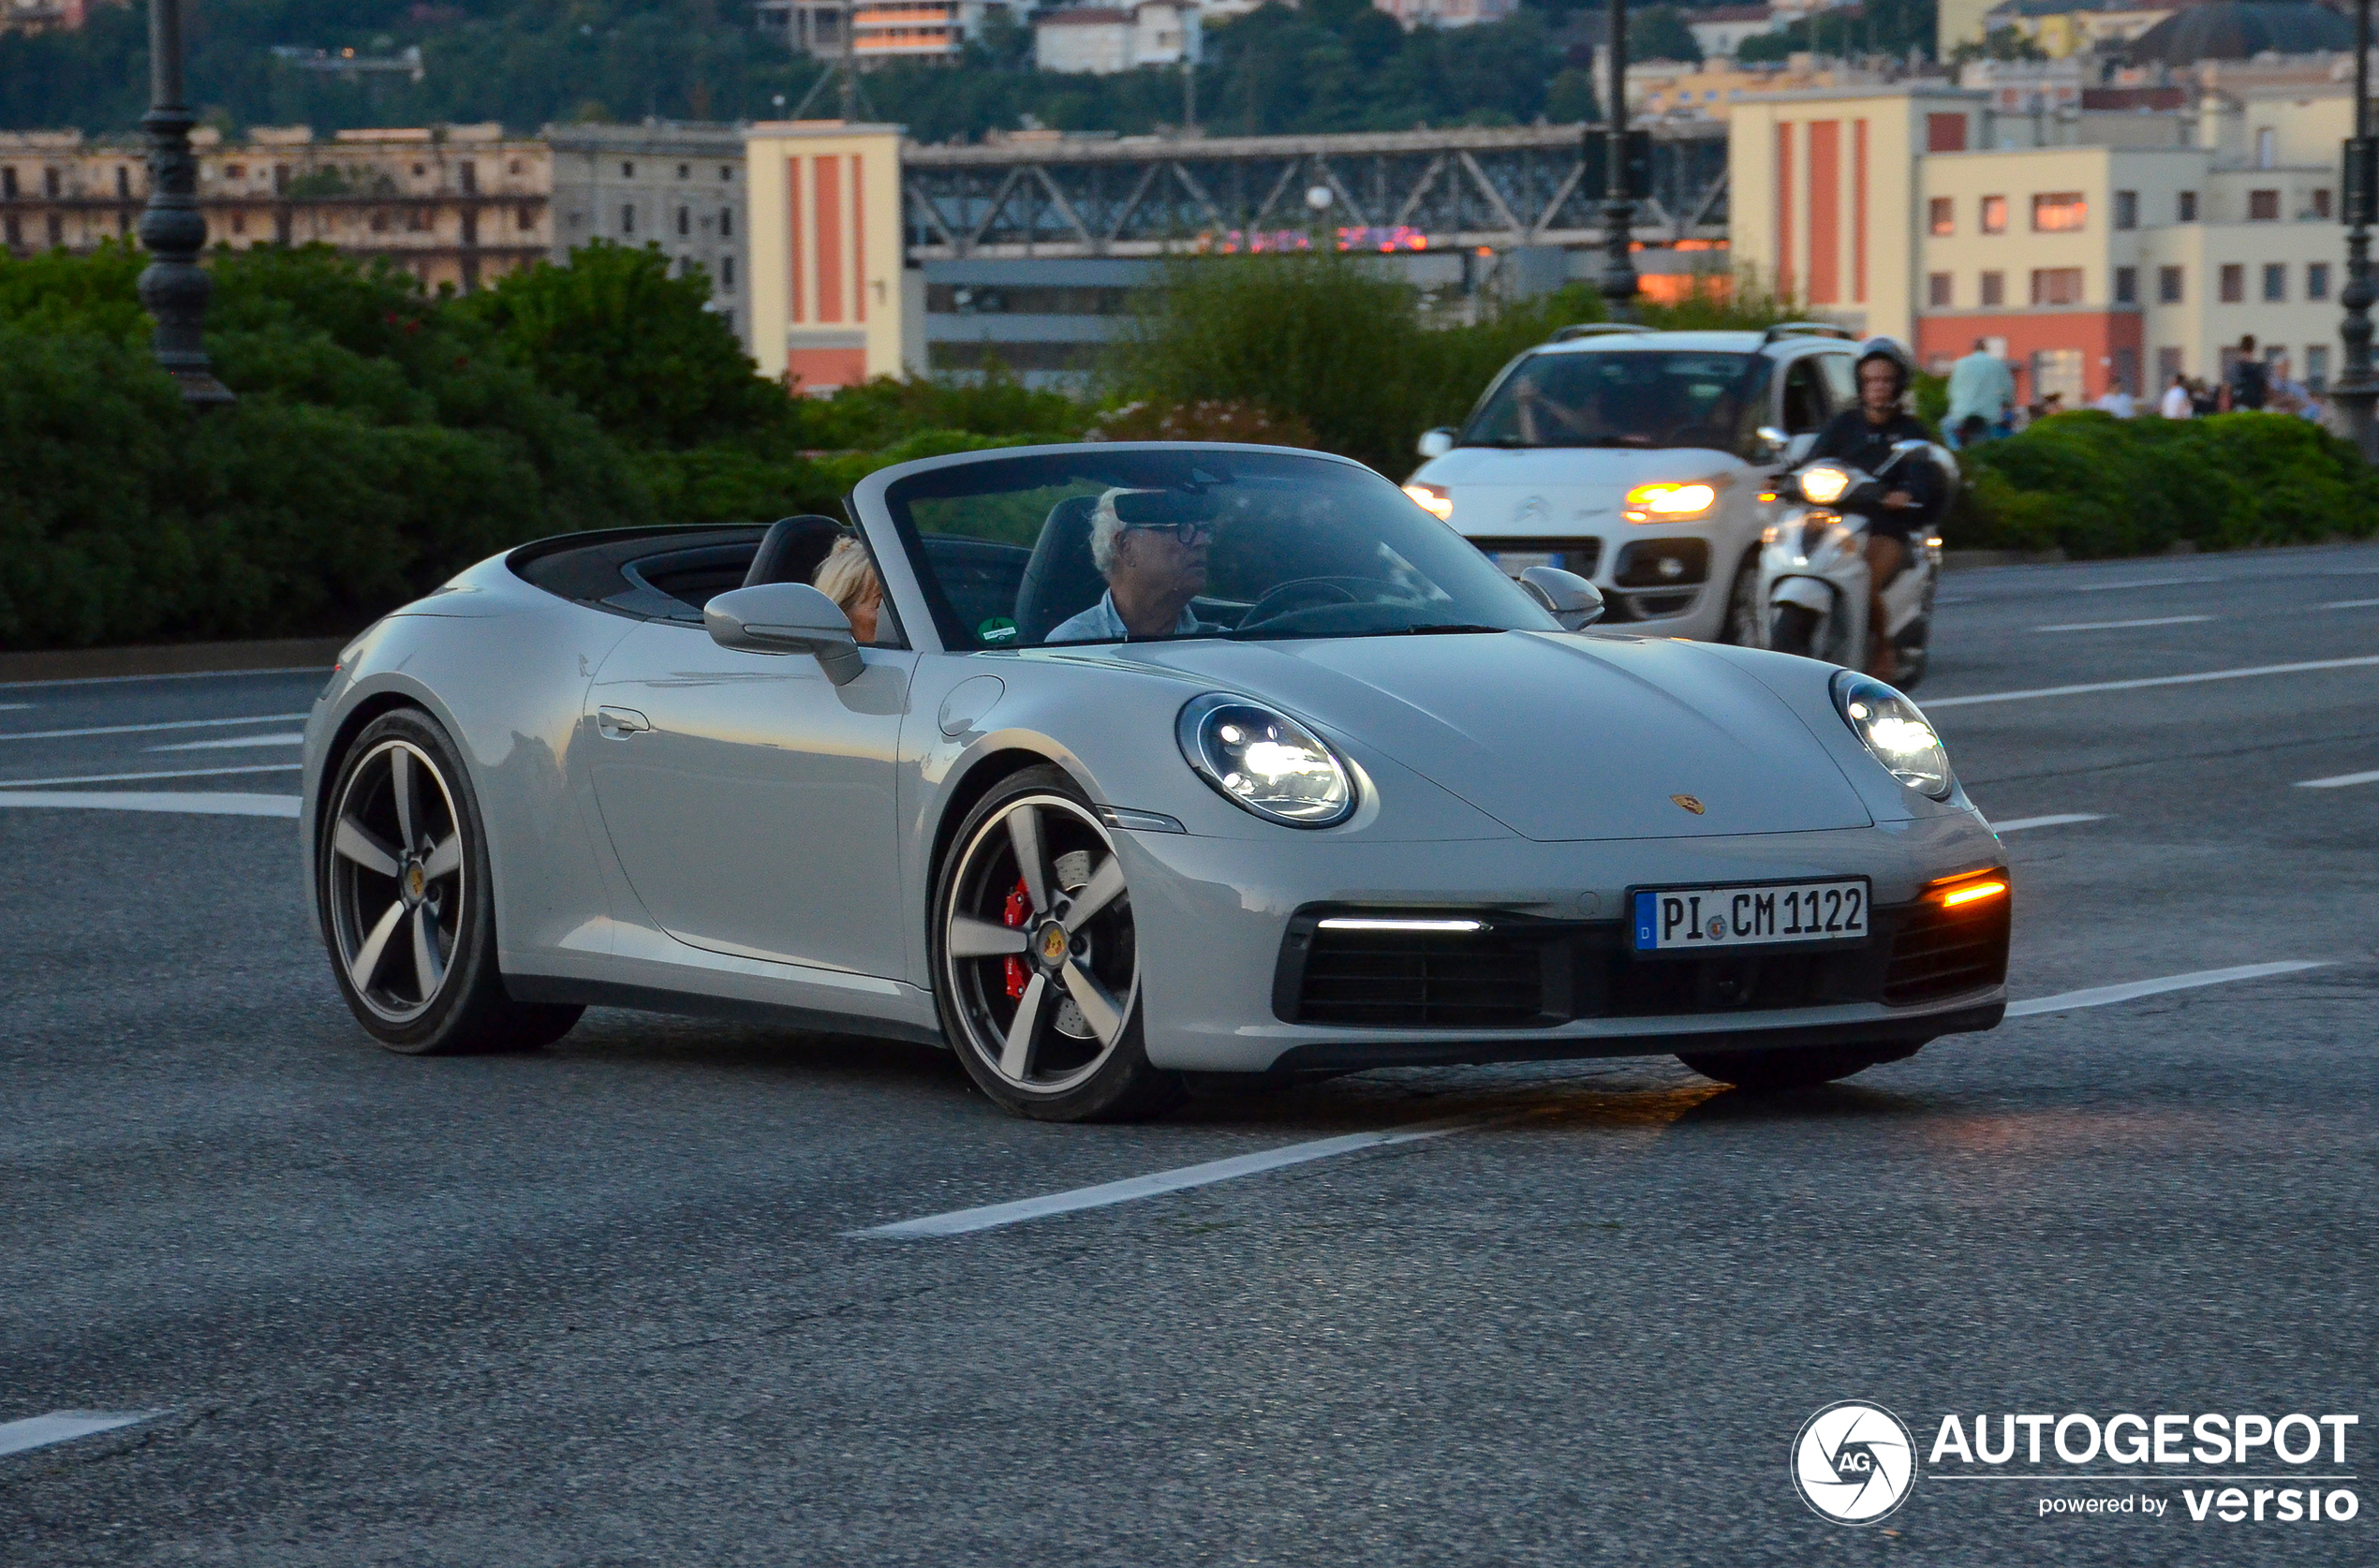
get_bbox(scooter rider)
[1804,337,1940,681]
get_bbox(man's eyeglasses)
[1125,519,1214,545]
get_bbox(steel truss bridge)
[901,123,1728,261]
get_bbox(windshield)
[880,449,1562,651]
[1462,349,1770,454]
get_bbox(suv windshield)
[881,449,1561,651]
[1462,349,1770,454]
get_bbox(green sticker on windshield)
[978,616,1018,643]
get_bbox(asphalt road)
[5,543,2375,1565]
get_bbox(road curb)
[0,636,346,687]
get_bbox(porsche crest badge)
[1670,794,1707,815]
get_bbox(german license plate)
[1631,879,1870,953]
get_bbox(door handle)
[597,705,653,739]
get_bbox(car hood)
[1126,632,1874,842]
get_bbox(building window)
[1,168,15,200]
[459,160,477,195]
[226,163,244,180]
[1980,270,2005,306]
[229,212,244,235]
[2159,265,2183,303]
[2114,189,2137,229]
[2032,267,2085,305]
[510,158,523,174]
[2178,190,2198,222]
[677,205,689,236]
[719,206,733,238]
[371,211,390,232]
[720,254,735,289]
[1928,197,1954,236]
[44,167,61,198]
[2157,346,2184,386]
[622,161,635,178]
[721,307,734,335]
[1981,195,2007,234]
[2219,263,2244,303]
[2262,263,2286,302]
[2310,262,2331,301]
[2306,345,2329,392]
[3,214,18,246]
[2114,266,2137,304]
[2254,126,2276,169]
[2248,189,2280,222]
[2032,348,2086,405]
[2032,192,2087,231]
[677,163,690,179]
[1928,272,1952,307]
[46,213,63,245]
[518,202,537,229]
[1927,112,1967,152]
[622,203,635,234]
[116,166,131,200]
[721,166,733,180]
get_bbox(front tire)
[318,710,582,1055]
[1768,602,1824,658]
[1677,1042,1921,1091]
[1720,550,1762,645]
[931,765,1181,1122]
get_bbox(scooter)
[1756,439,1954,690]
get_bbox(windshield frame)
[1455,347,1773,457]
[851,441,1562,655]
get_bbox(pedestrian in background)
[2221,335,2268,411]
[1944,337,2014,445]
[2159,373,2193,419]
[2092,381,2136,418]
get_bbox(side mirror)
[1416,427,1455,459]
[1518,565,1605,630]
[703,583,864,686]
[1753,424,1790,461]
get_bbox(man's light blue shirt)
[1945,350,2015,429]
[1045,589,1209,644]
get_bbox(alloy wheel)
[942,794,1139,1096]
[326,738,464,1026]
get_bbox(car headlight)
[1832,672,1953,799]
[1177,694,1355,827]
[1797,464,1854,506]
[1402,481,1453,523]
[1621,481,1719,523]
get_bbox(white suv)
[1404,323,1861,643]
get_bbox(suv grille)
[1470,537,1603,582]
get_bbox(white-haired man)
[1045,486,1216,643]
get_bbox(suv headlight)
[1177,694,1355,827]
[1797,464,1854,506]
[1402,481,1453,523]
[1832,672,1953,799]
[1621,481,1719,523]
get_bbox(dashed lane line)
[147,732,305,752]
[1925,655,2379,709]
[2324,599,2379,611]
[2033,615,2214,633]
[855,963,2330,1239]
[2296,768,2379,789]
[2004,961,2327,1018]
[2070,577,2218,592]
[0,762,301,788]
[0,712,309,743]
[0,1411,160,1459]
[1990,813,2105,833]
[0,791,299,818]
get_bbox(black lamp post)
[2337,0,2375,458]
[139,0,231,407]
[1600,0,1641,319]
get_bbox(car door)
[584,618,917,978]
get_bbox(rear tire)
[1677,1042,1921,1091]
[1768,602,1824,658]
[318,709,583,1056]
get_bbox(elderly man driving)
[1045,486,1217,643]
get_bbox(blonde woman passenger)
[813,535,884,644]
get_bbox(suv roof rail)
[1760,320,1858,345]
[1549,322,1655,342]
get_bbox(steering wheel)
[1237,577,1377,629]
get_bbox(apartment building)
[754,0,1021,59]
[1033,2,1201,72]
[1729,80,2358,405]
[745,121,908,392]
[0,125,551,292]
[549,123,752,351]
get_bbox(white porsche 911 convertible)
[302,442,2009,1120]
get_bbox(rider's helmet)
[1854,336,1917,407]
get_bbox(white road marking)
[0,712,309,743]
[2295,768,2379,789]
[852,1118,1478,1239]
[0,1411,159,1458]
[2006,961,2327,1018]
[2033,615,2213,633]
[2070,576,2215,592]
[1991,813,2105,834]
[2323,598,2379,610]
[0,703,28,712]
[0,665,327,692]
[1925,654,2379,708]
[0,762,301,788]
[146,732,304,752]
[0,791,300,818]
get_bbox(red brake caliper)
[1002,877,1031,999]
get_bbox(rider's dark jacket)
[1806,407,1942,543]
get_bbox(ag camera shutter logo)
[1794,1401,1919,1525]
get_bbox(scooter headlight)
[1797,464,1854,506]
[1833,672,1954,800]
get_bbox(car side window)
[1817,352,1858,415]
[1780,359,1827,435]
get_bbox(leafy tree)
[1629,7,1703,66]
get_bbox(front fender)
[1769,575,1836,614]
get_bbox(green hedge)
[1951,411,2379,556]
